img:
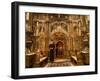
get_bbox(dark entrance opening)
[56,41,64,59]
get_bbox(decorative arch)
[49,21,68,32]
[49,26,68,59]
[51,25,68,35]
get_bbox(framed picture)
[11,1,98,79]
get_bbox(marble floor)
[45,58,74,67]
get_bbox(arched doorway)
[56,41,64,58]
[49,26,68,61]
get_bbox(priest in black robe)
[49,42,55,62]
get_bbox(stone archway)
[49,26,68,60]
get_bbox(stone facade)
[25,12,89,68]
